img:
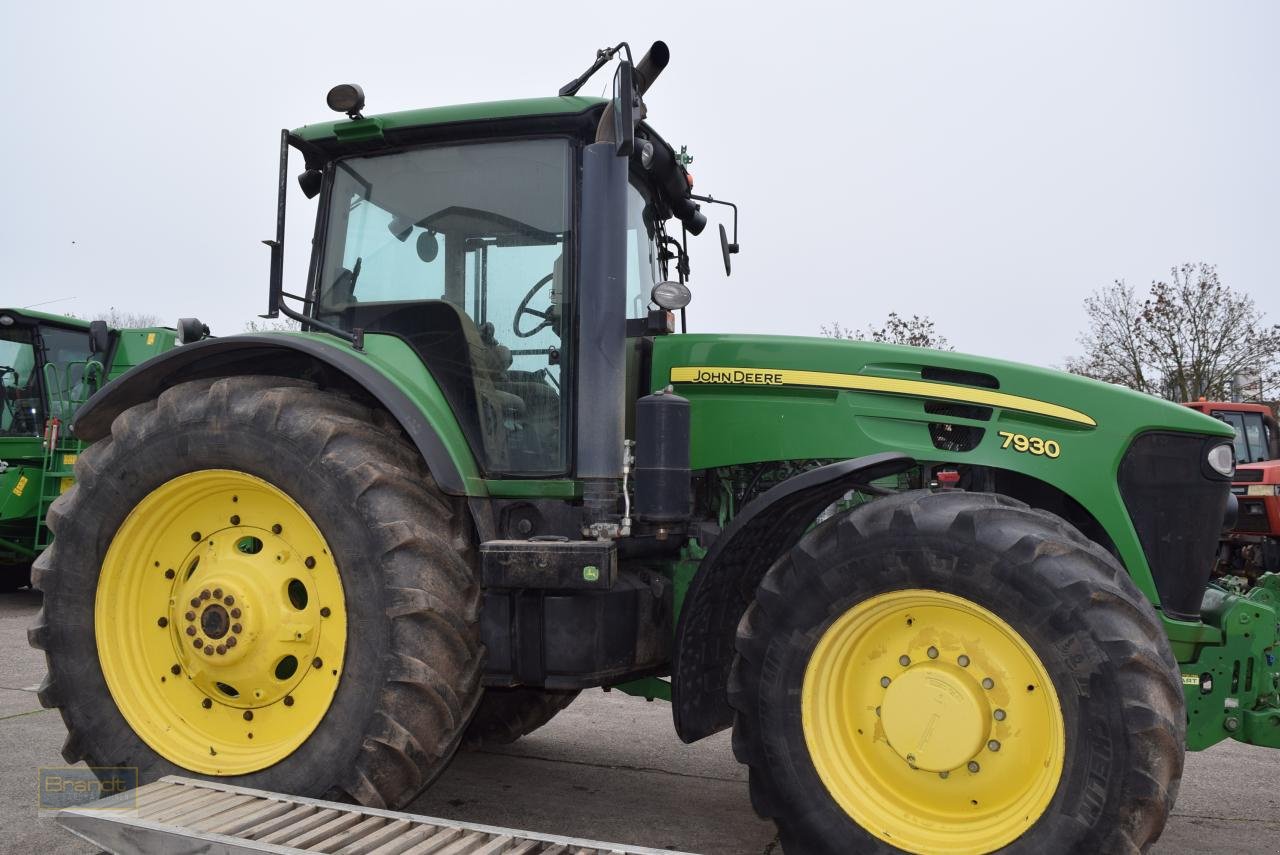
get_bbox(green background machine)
[0,309,175,589]
[28,42,1273,854]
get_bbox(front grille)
[1118,432,1233,621]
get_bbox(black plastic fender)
[672,452,915,743]
[70,335,471,495]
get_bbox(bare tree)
[822,313,952,350]
[243,318,301,333]
[91,306,162,328]
[1066,263,1280,401]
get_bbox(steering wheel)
[513,272,556,338]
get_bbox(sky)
[1,1,1276,367]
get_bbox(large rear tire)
[729,489,1184,854]
[29,377,483,809]
[463,687,579,749]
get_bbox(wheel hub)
[881,663,988,772]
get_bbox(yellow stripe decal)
[669,366,1097,428]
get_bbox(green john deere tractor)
[0,309,175,590]
[29,42,1273,854]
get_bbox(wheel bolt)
[201,698,212,709]
[982,678,995,690]
[225,595,235,606]
[880,676,891,688]
[226,637,237,648]
[229,515,240,525]
[994,709,1006,721]
[898,655,911,667]
[927,646,939,659]
[967,761,980,773]
[272,524,282,534]
[186,626,197,637]
[171,664,181,675]
[190,597,201,608]
[200,589,211,600]
[283,695,294,707]
[313,657,323,669]
[305,556,316,569]
[320,607,331,618]
[192,638,203,649]
[203,645,214,655]
[191,531,202,542]
[213,588,223,599]
[243,711,253,721]
[988,740,1001,752]
[230,608,242,619]
[164,569,175,579]
[185,611,196,621]
[157,617,168,628]
[958,655,970,667]
[232,623,242,634]
[215,645,226,655]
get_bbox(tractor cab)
[0,310,103,441]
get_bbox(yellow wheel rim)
[802,589,1065,855]
[95,470,346,775]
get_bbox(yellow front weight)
[95,470,346,775]
[802,589,1065,855]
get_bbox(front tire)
[729,490,1184,854]
[29,377,483,809]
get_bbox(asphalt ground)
[2,588,1278,854]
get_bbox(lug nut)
[988,740,1001,752]
[202,698,212,709]
[243,711,253,721]
[927,646,939,659]
[981,678,995,690]
[203,645,214,655]
[171,664,181,675]
[231,623,242,634]
[213,588,223,599]
[185,611,196,621]
[958,655,970,667]
[190,597,201,608]
[225,595,235,606]
[320,607,331,618]
[230,608,242,619]
[312,657,323,669]
[283,695,294,707]
[994,709,1006,721]
[880,676,891,688]
[305,556,316,569]
[186,626,197,637]
[192,638,203,649]
[215,645,226,655]
[164,569,175,579]
[191,531,202,542]
[157,617,168,628]
[272,524,282,535]
[229,515,240,525]
[200,589,211,600]
[967,761,980,773]
[226,637,237,648]
[898,655,911,667]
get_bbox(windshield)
[0,326,40,437]
[313,139,572,475]
[1216,410,1273,464]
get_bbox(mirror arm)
[690,193,740,250]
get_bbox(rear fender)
[71,333,482,496]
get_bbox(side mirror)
[416,231,439,263]
[612,61,636,157]
[719,224,740,276]
[88,320,110,355]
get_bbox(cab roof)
[0,308,90,330]
[292,96,607,143]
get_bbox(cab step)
[58,775,695,854]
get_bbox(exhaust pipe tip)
[635,41,670,97]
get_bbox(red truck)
[1185,400,1280,580]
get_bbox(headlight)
[1206,443,1235,478]
[1246,484,1280,497]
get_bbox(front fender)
[72,332,483,496]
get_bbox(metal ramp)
[58,775,698,855]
